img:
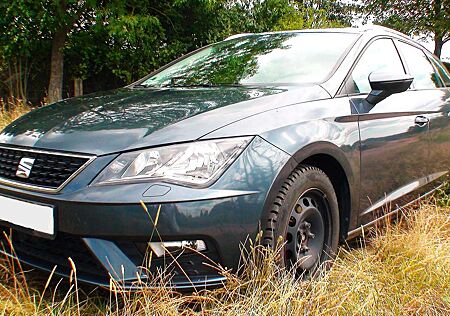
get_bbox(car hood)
[0,86,329,155]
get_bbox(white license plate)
[0,195,54,235]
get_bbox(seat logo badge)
[16,157,36,179]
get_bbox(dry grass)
[0,196,447,315]
[0,99,32,130]
[0,109,449,315]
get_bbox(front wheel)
[262,165,340,276]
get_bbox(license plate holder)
[0,194,54,237]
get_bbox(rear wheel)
[262,165,339,276]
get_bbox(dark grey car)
[0,26,449,290]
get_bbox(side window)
[428,55,450,87]
[397,41,443,89]
[345,39,405,94]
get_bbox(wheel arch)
[262,141,358,241]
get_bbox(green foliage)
[360,0,450,57]
[105,14,164,82]
[0,0,353,102]
[362,0,449,35]
[436,182,450,207]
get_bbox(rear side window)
[397,41,443,89]
[345,38,405,94]
[428,56,450,87]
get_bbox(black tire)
[262,165,339,276]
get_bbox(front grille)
[0,146,92,191]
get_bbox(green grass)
[0,109,449,315]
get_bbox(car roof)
[227,25,405,38]
[225,25,432,56]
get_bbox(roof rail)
[359,24,411,39]
[359,24,435,54]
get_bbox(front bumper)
[0,137,290,290]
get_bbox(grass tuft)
[0,98,32,130]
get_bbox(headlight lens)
[93,137,252,187]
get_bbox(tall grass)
[0,98,32,130]
[0,197,448,315]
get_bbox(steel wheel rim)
[285,188,330,272]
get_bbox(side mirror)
[366,72,413,105]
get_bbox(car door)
[395,42,450,186]
[342,37,431,225]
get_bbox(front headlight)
[93,136,252,187]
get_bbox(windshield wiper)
[133,79,244,89]
[132,84,150,88]
[166,76,219,88]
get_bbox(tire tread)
[262,165,329,247]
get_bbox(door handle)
[414,116,429,127]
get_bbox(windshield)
[140,32,357,87]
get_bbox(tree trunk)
[74,78,83,96]
[434,33,443,58]
[433,0,443,59]
[47,29,66,104]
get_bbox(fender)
[259,140,360,240]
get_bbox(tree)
[0,1,50,103]
[46,0,107,103]
[361,0,450,58]
[219,0,351,33]
[1,0,353,105]
[0,0,103,103]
